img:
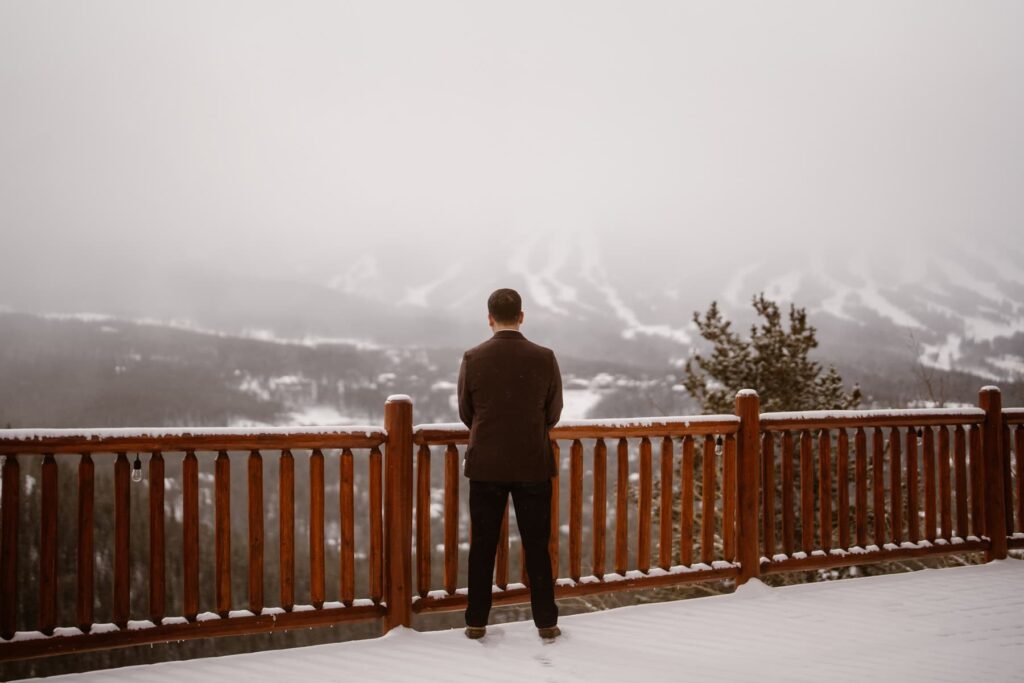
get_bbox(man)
[457,288,563,641]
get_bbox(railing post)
[1,454,19,640]
[979,386,1007,561]
[383,394,414,631]
[735,390,761,585]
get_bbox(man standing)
[457,288,563,641]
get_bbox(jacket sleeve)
[545,351,563,430]
[457,352,474,428]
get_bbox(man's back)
[457,329,562,481]
[459,288,562,638]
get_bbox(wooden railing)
[0,416,398,661]
[0,388,1019,662]
[1005,407,1024,547]
[759,406,992,572]
[411,413,743,614]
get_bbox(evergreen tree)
[682,293,861,413]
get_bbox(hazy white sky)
[2,1,1022,283]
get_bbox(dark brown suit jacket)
[457,329,563,482]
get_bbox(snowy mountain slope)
[2,234,1020,384]
[322,233,1024,382]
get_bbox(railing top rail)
[413,414,740,445]
[760,407,985,431]
[0,425,387,455]
[1004,408,1024,424]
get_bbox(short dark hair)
[487,288,522,324]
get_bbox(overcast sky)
[2,1,1022,288]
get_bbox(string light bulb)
[715,436,723,456]
[131,453,143,483]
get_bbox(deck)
[30,559,1024,682]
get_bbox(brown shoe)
[465,626,486,639]
[538,626,561,640]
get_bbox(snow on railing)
[0,425,387,454]
[0,425,386,441]
[760,407,984,430]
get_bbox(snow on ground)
[989,354,1024,378]
[30,560,1024,683]
[285,404,359,425]
[577,239,691,345]
[920,333,962,372]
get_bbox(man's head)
[487,288,524,331]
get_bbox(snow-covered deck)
[34,560,1024,682]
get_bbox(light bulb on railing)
[715,436,723,456]
[131,453,143,483]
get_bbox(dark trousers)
[465,479,558,629]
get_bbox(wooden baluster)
[0,454,18,639]
[923,428,937,541]
[368,446,383,604]
[248,450,264,613]
[549,440,561,579]
[149,451,166,623]
[800,430,814,553]
[1016,426,1024,535]
[818,430,832,552]
[496,502,509,589]
[855,428,868,547]
[416,444,431,598]
[280,449,295,610]
[76,453,93,631]
[39,453,58,634]
[969,425,984,537]
[938,428,952,539]
[614,438,628,574]
[954,425,969,537]
[781,432,794,556]
[183,449,199,620]
[906,429,919,543]
[113,452,131,628]
[569,439,583,581]
[519,510,529,586]
[592,438,607,578]
[872,428,886,545]
[701,435,716,564]
[680,436,695,566]
[722,435,737,561]
[889,428,903,544]
[762,432,775,560]
[520,529,529,587]
[638,437,652,572]
[443,444,458,594]
[1003,422,1014,534]
[215,450,232,616]
[309,448,325,608]
[837,430,850,550]
[339,448,355,605]
[659,436,673,570]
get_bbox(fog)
[1,1,1022,304]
